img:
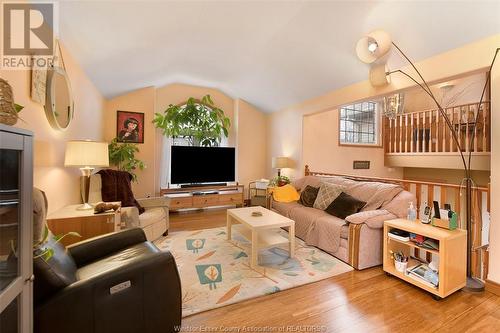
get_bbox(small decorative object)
[0,78,21,125]
[93,202,120,214]
[383,93,404,119]
[270,175,290,187]
[108,138,146,182]
[390,250,408,273]
[117,110,145,143]
[251,211,263,217]
[153,94,231,147]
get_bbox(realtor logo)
[2,2,57,69]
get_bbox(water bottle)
[407,202,417,221]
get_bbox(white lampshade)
[369,63,391,86]
[356,30,392,64]
[272,157,292,169]
[64,140,109,167]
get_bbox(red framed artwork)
[116,110,144,143]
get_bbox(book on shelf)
[388,228,410,242]
[406,263,439,288]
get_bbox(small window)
[339,101,380,146]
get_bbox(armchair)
[88,173,169,241]
[33,187,181,333]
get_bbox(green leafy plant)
[108,138,146,181]
[270,175,291,187]
[153,94,231,147]
[9,224,81,262]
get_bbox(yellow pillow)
[272,184,300,202]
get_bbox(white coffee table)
[227,206,295,268]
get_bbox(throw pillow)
[325,192,366,219]
[313,182,344,210]
[272,184,300,202]
[298,185,319,207]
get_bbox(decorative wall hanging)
[116,110,145,143]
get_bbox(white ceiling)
[59,1,500,112]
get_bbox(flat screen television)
[170,146,236,185]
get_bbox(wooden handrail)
[304,166,488,191]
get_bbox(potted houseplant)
[108,138,146,182]
[270,175,291,187]
[153,94,231,147]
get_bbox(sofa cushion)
[345,181,402,211]
[272,184,300,202]
[382,190,416,218]
[298,185,319,207]
[340,225,349,239]
[313,182,344,210]
[272,201,303,218]
[139,207,167,228]
[325,192,366,219]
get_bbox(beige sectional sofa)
[270,175,415,269]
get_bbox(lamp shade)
[64,140,109,167]
[356,30,392,64]
[272,157,292,169]
[369,63,391,86]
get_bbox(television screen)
[170,146,235,184]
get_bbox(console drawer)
[193,195,219,207]
[169,196,193,209]
[219,193,243,205]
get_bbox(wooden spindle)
[440,187,447,208]
[422,111,427,152]
[399,115,403,153]
[428,185,434,206]
[410,114,414,153]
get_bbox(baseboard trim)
[485,279,500,296]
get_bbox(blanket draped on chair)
[97,169,145,214]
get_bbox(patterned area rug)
[156,227,353,317]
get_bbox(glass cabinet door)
[0,129,33,333]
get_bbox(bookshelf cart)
[383,219,467,299]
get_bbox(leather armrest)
[68,228,147,267]
[35,250,181,333]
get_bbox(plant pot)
[394,260,408,273]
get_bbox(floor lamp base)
[462,276,485,292]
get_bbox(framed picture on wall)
[116,110,145,143]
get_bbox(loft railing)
[385,102,490,154]
[304,166,490,281]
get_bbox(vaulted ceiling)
[59,1,500,112]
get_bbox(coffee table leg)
[251,230,258,268]
[289,224,295,258]
[227,213,232,241]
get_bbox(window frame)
[338,101,383,148]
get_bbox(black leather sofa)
[34,228,182,333]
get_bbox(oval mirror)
[45,67,74,131]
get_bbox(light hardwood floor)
[170,208,500,333]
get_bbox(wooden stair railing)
[385,101,490,154]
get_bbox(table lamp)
[64,140,109,210]
[272,156,292,177]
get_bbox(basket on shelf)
[0,78,18,125]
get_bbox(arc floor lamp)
[356,30,499,292]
